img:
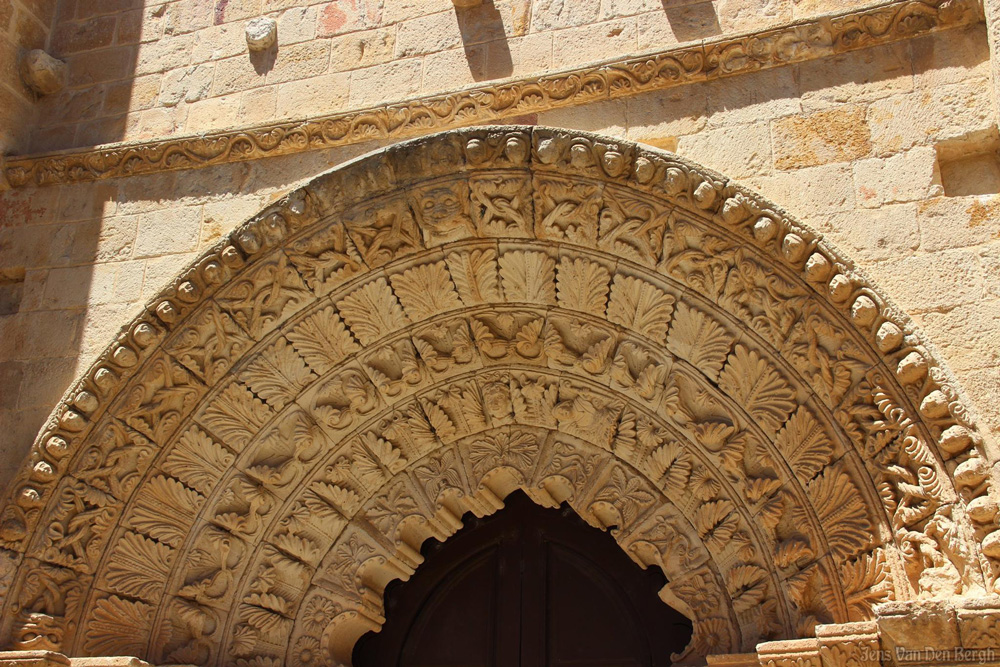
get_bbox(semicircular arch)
[0,126,994,667]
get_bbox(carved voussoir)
[2,127,994,664]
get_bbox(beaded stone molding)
[0,127,994,667]
[0,0,981,189]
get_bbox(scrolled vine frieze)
[0,0,979,189]
[0,127,992,667]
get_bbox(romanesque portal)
[0,127,995,666]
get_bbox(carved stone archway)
[0,127,995,667]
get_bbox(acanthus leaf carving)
[445,247,502,306]
[103,530,174,603]
[125,475,204,548]
[718,345,798,436]
[807,464,873,560]
[499,250,556,305]
[667,301,734,383]
[390,260,464,322]
[197,380,274,453]
[239,337,316,411]
[81,595,152,657]
[286,305,361,376]
[337,278,410,346]
[607,274,675,345]
[775,406,835,482]
[161,426,236,495]
[555,256,610,315]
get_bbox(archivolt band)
[0,127,994,666]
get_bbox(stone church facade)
[2,0,1000,665]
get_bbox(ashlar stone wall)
[0,0,57,152]
[30,0,884,153]
[0,4,998,499]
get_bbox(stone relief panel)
[0,127,993,667]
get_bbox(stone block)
[981,242,1000,300]
[421,45,486,93]
[57,182,116,223]
[677,121,772,179]
[15,358,76,410]
[78,301,143,362]
[537,100,627,138]
[551,17,637,69]
[267,40,332,85]
[818,203,919,263]
[747,163,856,217]
[133,206,202,258]
[868,79,994,157]
[317,0,385,38]
[636,3,719,49]
[135,105,186,139]
[381,1,445,26]
[141,252,198,300]
[348,59,422,107]
[918,300,1000,372]
[499,32,551,78]
[531,0,600,31]
[771,105,872,170]
[212,54,260,96]
[277,6,319,45]
[717,0,791,34]
[239,85,278,125]
[395,10,462,58]
[41,265,99,309]
[185,94,239,133]
[51,16,116,55]
[275,71,350,120]
[191,22,249,65]
[911,24,990,89]
[853,147,939,208]
[159,64,215,107]
[798,41,913,111]
[104,74,160,115]
[704,66,799,128]
[329,27,396,72]
[135,34,193,76]
[67,46,136,87]
[20,310,82,360]
[871,249,984,315]
[876,600,959,652]
[919,195,1000,253]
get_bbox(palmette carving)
[286,306,360,376]
[1,127,992,665]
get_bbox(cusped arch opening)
[0,126,994,667]
[351,489,695,667]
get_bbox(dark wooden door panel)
[353,491,692,667]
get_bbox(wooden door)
[352,491,693,667]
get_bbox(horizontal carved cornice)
[0,0,981,189]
